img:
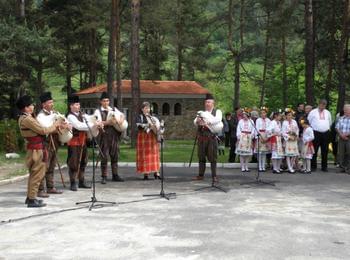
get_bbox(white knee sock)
[306,159,311,172]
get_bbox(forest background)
[0,0,349,149]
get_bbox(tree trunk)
[65,42,72,110]
[115,0,122,109]
[176,0,183,81]
[325,0,336,104]
[336,0,350,113]
[107,0,117,107]
[18,0,25,18]
[228,0,244,109]
[130,0,141,147]
[259,10,270,107]
[281,35,288,108]
[89,28,97,87]
[304,0,315,105]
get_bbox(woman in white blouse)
[255,108,271,171]
[282,110,299,173]
[236,112,256,172]
[267,112,284,173]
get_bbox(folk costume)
[236,115,255,172]
[301,125,315,173]
[94,92,124,183]
[136,104,161,180]
[193,94,223,181]
[66,95,92,191]
[268,117,284,173]
[36,92,63,195]
[255,116,271,171]
[282,118,299,173]
[16,95,58,207]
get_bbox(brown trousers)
[25,150,46,199]
[67,145,88,182]
[99,127,120,177]
[39,147,56,191]
[197,134,218,178]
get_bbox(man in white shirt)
[307,99,332,171]
[192,94,222,182]
[94,92,125,184]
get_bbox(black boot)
[27,199,46,208]
[101,176,107,184]
[25,197,43,204]
[70,181,77,191]
[112,174,124,182]
[79,180,91,188]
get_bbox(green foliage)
[0,120,23,152]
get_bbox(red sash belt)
[68,132,86,146]
[259,130,266,132]
[25,136,47,162]
[270,136,277,144]
[25,136,44,150]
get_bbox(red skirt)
[136,131,160,174]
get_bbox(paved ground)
[0,165,350,260]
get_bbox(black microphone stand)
[143,133,176,200]
[240,117,275,186]
[76,114,116,210]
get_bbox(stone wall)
[81,97,204,140]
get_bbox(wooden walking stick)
[49,135,66,188]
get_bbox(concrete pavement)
[0,166,350,259]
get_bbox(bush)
[0,119,24,152]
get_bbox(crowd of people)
[14,91,350,208]
[221,100,350,175]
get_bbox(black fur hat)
[39,92,53,103]
[68,95,80,104]
[16,95,33,110]
[205,93,214,100]
[100,92,109,100]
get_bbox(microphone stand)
[241,117,275,186]
[143,134,176,200]
[76,114,116,210]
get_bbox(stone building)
[76,80,210,139]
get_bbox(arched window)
[151,102,158,115]
[174,103,182,115]
[162,103,170,115]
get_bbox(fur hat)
[100,91,109,100]
[16,95,33,110]
[68,95,80,104]
[205,93,214,100]
[39,92,53,103]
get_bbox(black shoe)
[154,173,162,180]
[101,176,107,184]
[25,197,43,204]
[143,175,149,180]
[112,174,124,182]
[70,181,77,191]
[321,168,328,172]
[27,199,46,208]
[78,181,91,189]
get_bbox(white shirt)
[307,108,332,132]
[281,119,299,141]
[255,117,271,138]
[93,106,123,121]
[236,118,256,139]
[267,120,282,137]
[193,108,223,126]
[302,126,314,143]
[36,109,56,128]
[67,112,93,132]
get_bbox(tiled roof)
[76,80,210,95]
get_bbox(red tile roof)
[76,80,210,95]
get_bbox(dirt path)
[0,162,27,180]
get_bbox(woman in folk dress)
[267,112,284,174]
[301,118,315,174]
[236,111,256,172]
[282,110,299,173]
[255,108,271,172]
